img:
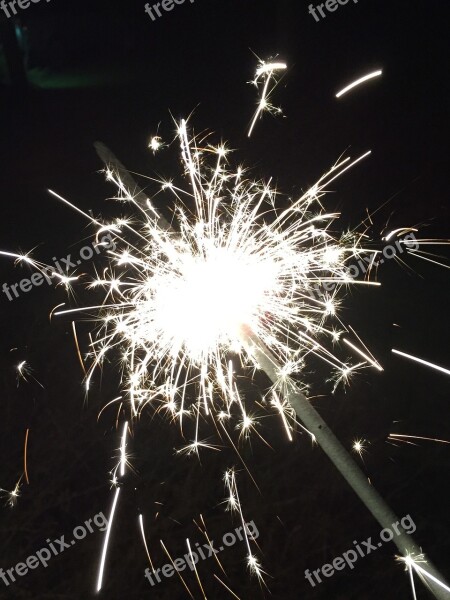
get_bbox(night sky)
[0,1,449,599]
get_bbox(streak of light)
[248,60,286,136]
[187,537,208,599]
[383,227,418,241]
[96,487,120,592]
[406,250,450,270]
[120,422,128,477]
[196,514,227,575]
[72,321,87,376]
[271,391,294,441]
[138,515,155,570]
[160,540,195,599]
[213,574,242,599]
[336,70,383,98]
[24,429,30,485]
[343,338,383,371]
[389,434,450,446]
[48,189,102,226]
[392,349,450,376]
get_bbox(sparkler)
[78,110,448,596]
[1,59,448,598]
[86,123,448,597]
[74,123,379,424]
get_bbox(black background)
[0,1,449,598]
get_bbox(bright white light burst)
[58,120,379,443]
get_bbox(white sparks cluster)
[248,59,287,137]
[74,120,377,446]
[224,469,263,580]
[398,553,450,599]
[0,480,21,508]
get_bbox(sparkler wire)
[94,145,450,599]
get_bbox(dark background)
[0,0,449,598]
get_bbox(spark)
[343,338,383,371]
[16,361,44,388]
[72,321,87,376]
[24,429,30,485]
[389,434,450,446]
[149,135,164,153]
[187,538,208,599]
[0,250,80,291]
[96,487,120,592]
[97,422,129,592]
[48,189,102,226]
[248,59,286,136]
[195,514,227,575]
[335,69,383,98]
[0,250,35,265]
[17,361,28,380]
[392,349,450,376]
[120,421,128,477]
[160,540,195,599]
[406,250,450,270]
[213,575,242,599]
[270,391,294,441]
[383,227,418,242]
[224,469,264,581]
[352,438,367,458]
[10,482,21,505]
[1,479,22,508]
[398,554,450,596]
[138,514,155,570]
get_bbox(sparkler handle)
[243,329,450,600]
